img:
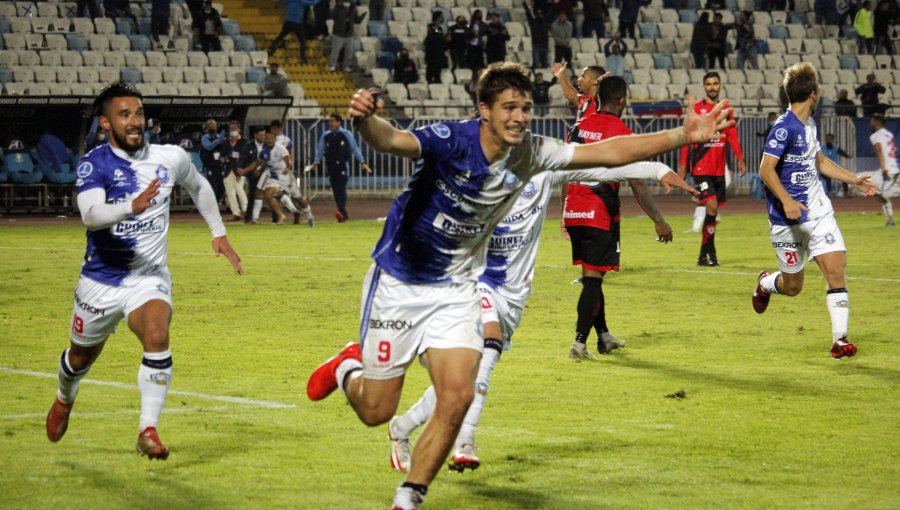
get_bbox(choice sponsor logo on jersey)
[789,171,816,184]
[772,241,803,249]
[433,212,486,237]
[435,179,478,208]
[113,214,165,236]
[368,318,413,330]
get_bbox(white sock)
[394,386,437,438]
[692,205,705,231]
[455,345,501,448]
[883,201,894,220]
[391,485,426,510]
[56,348,89,404]
[138,350,173,431]
[302,206,313,220]
[252,199,263,221]
[760,271,781,294]
[280,195,298,213]
[336,358,362,395]
[826,289,849,342]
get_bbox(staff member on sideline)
[310,113,371,222]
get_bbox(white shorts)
[359,264,482,380]
[70,273,173,347]
[860,171,900,198]
[769,212,846,274]
[477,282,522,348]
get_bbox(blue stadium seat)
[115,18,134,35]
[246,66,266,84]
[222,19,240,37]
[137,17,152,36]
[756,39,768,55]
[788,11,806,24]
[679,9,698,23]
[190,151,203,173]
[382,36,402,55]
[66,33,88,51]
[842,25,857,39]
[493,7,510,23]
[652,53,673,69]
[34,151,76,184]
[5,151,42,184]
[120,66,141,84]
[234,35,256,52]
[129,34,151,51]
[376,51,396,69]
[368,21,387,38]
[0,66,11,85]
[0,164,7,184]
[768,25,788,40]
[639,23,659,39]
[839,55,858,70]
[0,16,11,36]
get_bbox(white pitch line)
[0,367,296,409]
[0,246,359,262]
[667,269,900,283]
[0,406,230,420]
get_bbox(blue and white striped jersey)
[762,110,832,226]
[372,119,574,285]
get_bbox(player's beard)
[706,90,719,103]
[111,125,145,152]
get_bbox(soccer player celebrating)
[867,113,898,226]
[46,82,243,458]
[388,161,693,474]
[752,63,877,359]
[306,62,732,510]
[564,75,678,359]
[678,71,746,266]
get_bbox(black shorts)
[694,175,727,205]
[568,225,620,272]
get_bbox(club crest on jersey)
[825,233,835,244]
[430,123,451,139]
[156,284,170,294]
[77,161,93,178]
[155,165,170,184]
[774,128,788,141]
[503,172,520,190]
[521,180,537,198]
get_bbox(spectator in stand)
[731,11,758,70]
[582,0,610,39]
[268,0,321,65]
[822,133,853,198]
[261,63,291,97]
[144,118,162,145]
[834,89,858,117]
[524,5,550,70]
[873,0,895,55]
[484,12,510,65]
[604,33,628,77]
[312,0,330,40]
[150,0,171,49]
[855,1,875,54]
[223,121,249,221]
[466,10,487,76]
[77,0,100,19]
[192,0,223,53]
[533,71,552,117]
[448,16,471,72]
[837,0,857,26]
[551,13,573,68]
[393,48,420,85]
[200,119,226,204]
[707,12,727,69]
[618,0,647,40]
[329,0,367,72]
[691,12,711,69]
[815,0,838,24]
[705,0,726,7]
[855,73,887,115]
[424,12,448,84]
[369,0,387,22]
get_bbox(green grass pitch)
[1,211,898,509]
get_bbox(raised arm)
[552,61,580,107]
[348,89,421,159]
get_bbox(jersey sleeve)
[410,122,450,160]
[725,112,744,160]
[172,147,197,183]
[75,157,106,193]
[762,123,792,160]
[531,134,575,173]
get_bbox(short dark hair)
[330,113,342,122]
[702,71,720,83]
[782,62,818,104]
[270,119,283,128]
[87,81,142,118]
[598,75,628,105]
[476,62,533,107]
[585,65,607,79]
[872,113,886,125]
[251,125,266,135]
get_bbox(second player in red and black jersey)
[677,71,746,266]
[562,75,675,359]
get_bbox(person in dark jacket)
[484,12,510,64]
[191,0,223,52]
[690,12,711,68]
[268,0,322,65]
[150,0,171,49]
[466,9,486,75]
[424,12,448,84]
[706,12,727,69]
[447,16,471,71]
[200,119,226,203]
[581,0,609,39]
[524,4,550,70]
[310,114,371,222]
[873,0,895,55]
[329,0,366,72]
[393,48,419,84]
[618,0,647,40]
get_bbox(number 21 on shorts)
[785,251,799,267]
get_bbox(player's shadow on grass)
[801,359,900,384]
[608,353,826,396]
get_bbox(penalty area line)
[0,367,296,409]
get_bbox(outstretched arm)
[349,89,420,159]
[816,151,878,196]
[630,179,673,243]
[179,164,244,274]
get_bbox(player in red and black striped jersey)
[563,75,677,359]
[552,61,606,125]
[677,71,746,266]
